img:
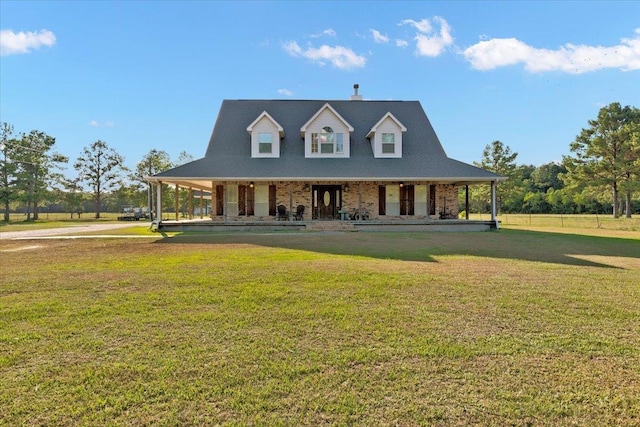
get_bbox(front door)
[312,185,342,220]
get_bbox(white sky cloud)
[464,28,640,73]
[310,28,336,38]
[89,120,114,128]
[283,41,366,70]
[399,16,453,57]
[396,39,409,48]
[399,18,432,34]
[0,29,56,56]
[370,29,389,44]
[277,88,293,96]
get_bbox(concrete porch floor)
[154,218,498,232]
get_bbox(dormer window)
[301,103,353,158]
[247,111,284,158]
[367,112,406,158]
[312,127,344,154]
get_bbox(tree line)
[467,102,639,218]
[1,102,638,221]
[0,123,192,221]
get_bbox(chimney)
[350,83,363,100]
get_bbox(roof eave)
[147,175,507,183]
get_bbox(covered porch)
[145,177,502,232]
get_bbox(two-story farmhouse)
[148,86,505,231]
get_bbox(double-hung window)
[381,133,395,154]
[258,133,272,154]
[320,127,334,153]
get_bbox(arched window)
[321,127,334,142]
[312,126,343,154]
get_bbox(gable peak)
[300,103,355,135]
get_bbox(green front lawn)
[1,230,638,425]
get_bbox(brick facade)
[204,182,460,221]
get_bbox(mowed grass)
[1,229,639,425]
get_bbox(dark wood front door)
[312,185,342,220]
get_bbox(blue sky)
[1,1,639,173]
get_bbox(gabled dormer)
[300,103,354,158]
[367,112,407,158]
[247,111,284,158]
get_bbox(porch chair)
[294,204,305,221]
[350,208,370,221]
[277,205,288,221]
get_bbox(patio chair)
[277,204,288,221]
[294,204,305,221]
[350,208,370,221]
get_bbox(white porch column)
[289,185,293,221]
[147,184,154,222]
[223,185,227,223]
[156,180,163,223]
[358,182,362,221]
[425,183,431,220]
[199,190,204,219]
[490,180,499,229]
[174,185,179,220]
[211,181,215,219]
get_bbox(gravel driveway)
[0,223,149,240]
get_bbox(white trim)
[156,181,163,223]
[366,111,406,138]
[246,111,284,137]
[247,112,284,158]
[300,103,354,137]
[366,112,407,158]
[491,180,497,223]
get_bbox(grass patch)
[1,229,639,425]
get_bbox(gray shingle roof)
[154,99,503,182]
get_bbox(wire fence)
[470,213,640,231]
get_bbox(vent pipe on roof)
[350,83,363,101]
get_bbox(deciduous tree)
[530,162,566,193]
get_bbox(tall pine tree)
[565,103,640,218]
